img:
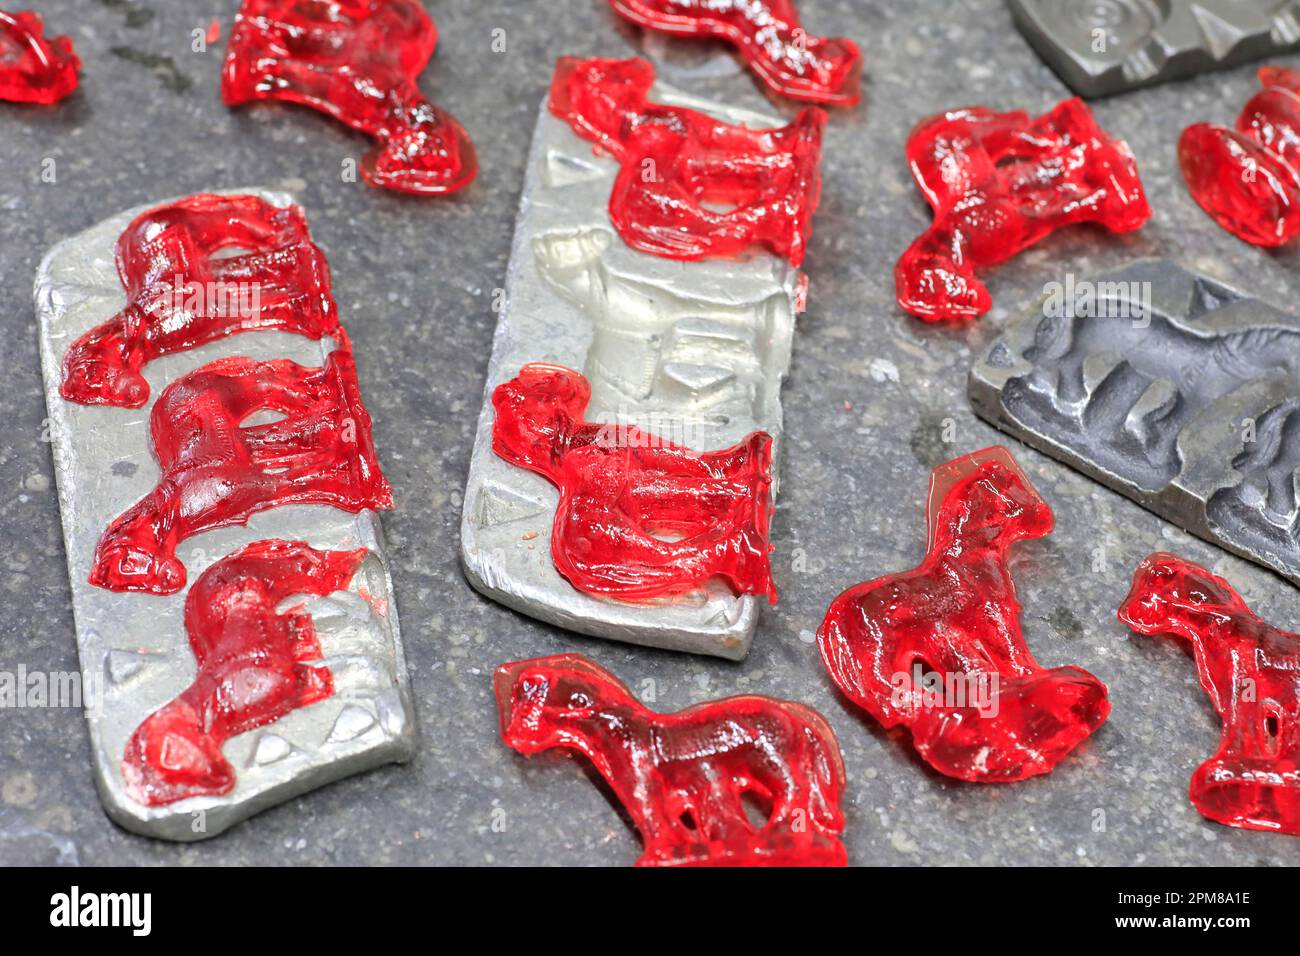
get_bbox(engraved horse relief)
[1000,278,1300,494]
[532,225,793,439]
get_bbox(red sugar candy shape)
[496,653,848,866]
[896,98,1150,322]
[122,540,365,806]
[817,446,1110,782]
[607,0,861,107]
[221,0,476,196]
[0,10,79,105]
[1179,66,1300,247]
[490,363,776,603]
[90,350,392,595]
[61,193,342,408]
[549,56,825,266]
[1119,553,1300,835]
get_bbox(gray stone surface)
[1,0,1298,866]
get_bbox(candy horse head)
[929,447,1054,549]
[491,363,592,476]
[1118,552,1243,639]
[494,654,627,755]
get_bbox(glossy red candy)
[549,56,825,266]
[0,10,79,104]
[122,540,365,806]
[818,447,1110,782]
[222,0,476,196]
[491,363,776,602]
[1179,66,1300,247]
[91,350,392,595]
[496,654,848,866]
[61,193,341,408]
[608,0,860,107]
[897,98,1150,322]
[1119,553,1300,835]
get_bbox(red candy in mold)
[222,0,476,196]
[491,363,776,603]
[91,350,392,595]
[607,0,861,107]
[61,193,341,409]
[817,447,1110,782]
[1119,553,1300,835]
[897,98,1150,322]
[122,540,365,806]
[496,653,848,866]
[0,10,79,104]
[550,56,825,266]
[1180,66,1300,247]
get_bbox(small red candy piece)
[1179,66,1300,247]
[1119,553,1300,835]
[491,363,776,602]
[496,653,848,866]
[122,540,365,806]
[91,350,392,595]
[549,56,825,266]
[607,0,860,107]
[896,98,1150,322]
[61,193,341,409]
[0,10,79,105]
[817,447,1110,782]
[222,0,476,196]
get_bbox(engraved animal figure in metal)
[496,653,848,865]
[1119,553,1300,834]
[1207,399,1300,561]
[490,363,776,602]
[532,226,792,430]
[1009,0,1300,97]
[817,447,1111,782]
[91,351,393,595]
[60,193,341,408]
[1005,289,1300,491]
[122,540,365,806]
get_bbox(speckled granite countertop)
[2,0,1298,866]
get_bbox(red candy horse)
[491,363,776,603]
[818,447,1110,782]
[1180,66,1300,247]
[61,193,341,408]
[1119,553,1300,835]
[91,351,392,595]
[0,10,79,104]
[550,56,825,266]
[122,540,365,806]
[607,0,861,107]
[222,0,476,195]
[897,98,1150,322]
[496,654,848,866]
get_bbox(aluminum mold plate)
[34,189,416,841]
[969,258,1300,587]
[1008,0,1300,97]
[459,84,805,661]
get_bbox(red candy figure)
[1180,66,1300,247]
[491,363,776,603]
[550,56,825,266]
[817,447,1110,782]
[496,654,848,866]
[897,98,1150,322]
[1119,554,1300,835]
[0,10,79,104]
[122,540,365,806]
[91,351,392,595]
[222,0,476,196]
[61,194,341,408]
[607,0,860,107]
